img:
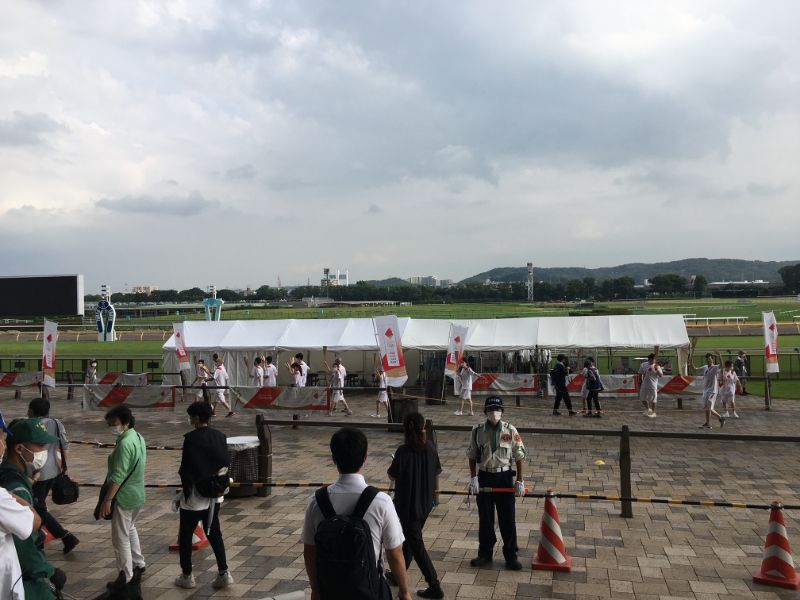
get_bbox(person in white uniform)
[242,355,265,387]
[692,352,726,429]
[637,347,663,418]
[455,359,479,416]
[325,358,353,416]
[191,359,212,398]
[211,355,235,418]
[372,365,390,418]
[719,359,741,419]
[263,356,279,387]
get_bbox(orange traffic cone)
[531,489,571,572]
[169,525,210,552]
[753,502,800,590]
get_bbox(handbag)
[94,437,141,521]
[52,429,80,505]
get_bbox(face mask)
[111,425,125,436]
[20,446,48,476]
[487,411,502,424]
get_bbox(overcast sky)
[1,1,798,293]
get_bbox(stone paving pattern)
[1,388,799,599]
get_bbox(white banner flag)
[173,323,191,372]
[444,324,469,377]
[373,315,408,387]
[42,320,57,388]
[763,311,779,374]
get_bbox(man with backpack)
[550,354,576,416]
[175,401,232,589]
[302,427,411,600]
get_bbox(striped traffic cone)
[169,525,210,552]
[753,502,800,590]
[531,489,572,572]
[41,527,56,545]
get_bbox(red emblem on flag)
[46,334,52,343]
[385,328,394,338]
[454,336,461,344]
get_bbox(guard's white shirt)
[0,486,34,600]
[301,473,404,562]
[638,361,663,392]
[264,364,278,387]
[180,486,223,511]
[697,364,721,395]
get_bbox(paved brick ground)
[2,388,799,599]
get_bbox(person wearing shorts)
[719,360,741,419]
[325,358,352,416]
[211,355,235,417]
[637,347,663,418]
[693,352,725,429]
[455,359,478,416]
[191,359,212,399]
[372,365,390,418]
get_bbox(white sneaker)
[733,412,739,418]
[723,411,730,418]
[647,412,657,418]
[469,411,474,416]
[644,409,653,416]
[454,410,462,416]
[371,413,380,418]
[212,570,234,590]
[175,573,196,589]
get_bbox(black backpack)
[314,486,384,600]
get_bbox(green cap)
[8,418,58,444]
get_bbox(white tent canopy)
[163,314,689,352]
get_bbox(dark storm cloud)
[95,191,218,216]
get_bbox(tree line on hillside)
[81,265,799,304]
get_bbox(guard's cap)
[484,396,504,412]
[8,418,58,444]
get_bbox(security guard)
[466,396,526,570]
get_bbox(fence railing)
[259,418,800,518]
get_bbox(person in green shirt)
[0,418,66,600]
[100,406,147,592]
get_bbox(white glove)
[467,476,479,495]
[515,480,526,498]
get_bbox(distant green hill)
[361,277,414,287]
[459,258,800,284]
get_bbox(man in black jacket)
[551,354,577,416]
[175,402,232,590]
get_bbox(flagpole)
[441,323,453,405]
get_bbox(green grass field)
[121,296,800,323]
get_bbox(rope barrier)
[74,480,800,510]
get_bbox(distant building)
[131,285,158,295]
[707,279,770,289]
[407,275,438,287]
[321,268,349,287]
[437,279,453,288]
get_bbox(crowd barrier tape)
[229,386,329,411]
[548,374,710,398]
[0,372,43,387]
[93,372,149,387]
[72,480,800,510]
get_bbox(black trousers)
[32,478,68,539]
[399,515,439,587]
[179,504,227,575]
[552,386,573,411]
[476,470,517,562]
[586,390,601,411]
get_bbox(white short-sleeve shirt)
[301,473,404,562]
[697,364,721,395]
[458,367,477,391]
[213,365,229,398]
[0,486,34,600]
[264,364,278,387]
[720,370,739,396]
[638,361,663,392]
[251,365,265,387]
[331,365,346,388]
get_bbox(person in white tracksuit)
[455,359,479,416]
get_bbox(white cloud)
[0,1,798,291]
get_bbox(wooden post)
[256,413,272,498]
[67,371,74,400]
[515,394,521,407]
[677,397,683,410]
[424,418,439,506]
[292,413,299,429]
[619,425,633,518]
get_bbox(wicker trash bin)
[226,435,260,498]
